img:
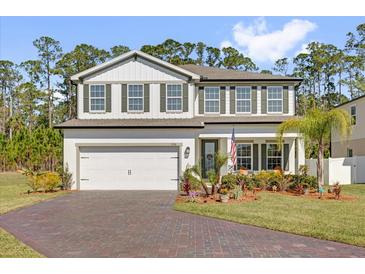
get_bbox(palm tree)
[211,152,228,195]
[277,108,351,187]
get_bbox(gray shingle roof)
[55,116,291,129]
[179,64,301,81]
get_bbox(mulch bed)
[176,189,356,204]
[176,192,258,204]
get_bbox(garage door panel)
[79,146,179,190]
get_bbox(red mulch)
[176,189,356,204]
[176,192,258,204]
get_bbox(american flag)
[230,128,237,168]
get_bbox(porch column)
[226,137,234,172]
[288,138,296,173]
[297,137,305,172]
[255,139,265,171]
[219,138,228,175]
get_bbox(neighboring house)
[332,94,365,157]
[56,50,305,190]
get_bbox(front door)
[201,139,218,178]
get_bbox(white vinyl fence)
[305,156,365,185]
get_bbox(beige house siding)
[332,96,365,157]
[332,138,365,157]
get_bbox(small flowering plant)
[188,191,198,203]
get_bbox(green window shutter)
[284,143,290,171]
[121,84,127,112]
[261,144,267,170]
[261,86,267,114]
[183,83,188,112]
[251,86,257,114]
[83,84,89,113]
[253,144,259,171]
[106,84,111,112]
[160,83,166,112]
[144,84,150,112]
[220,86,226,114]
[283,86,289,114]
[198,86,204,114]
[230,86,235,114]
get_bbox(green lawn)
[175,185,365,247]
[0,172,67,258]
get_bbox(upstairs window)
[267,144,282,170]
[166,84,182,112]
[128,84,144,112]
[236,87,251,113]
[351,105,356,125]
[90,84,105,112]
[267,86,283,113]
[204,87,220,113]
[347,148,353,157]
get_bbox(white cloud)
[220,40,233,49]
[226,18,317,62]
[295,42,311,56]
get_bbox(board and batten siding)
[84,57,189,83]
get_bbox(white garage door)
[79,146,179,190]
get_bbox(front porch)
[195,133,305,177]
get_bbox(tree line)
[0,23,364,171]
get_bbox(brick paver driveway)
[1,191,365,257]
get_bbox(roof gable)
[71,50,200,82]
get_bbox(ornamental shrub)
[221,173,237,190]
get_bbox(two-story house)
[332,94,365,157]
[56,50,305,190]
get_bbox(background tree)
[33,36,63,128]
[56,44,110,120]
[110,45,130,58]
[195,42,206,65]
[206,47,221,67]
[273,58,289,75]
[260,69,272,74]
[0,60,22,137]
[222,47,258,71]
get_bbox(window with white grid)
[267,86,283,113]
[90,85,105,112]
[166,84,182,112]
[267,144,282,170]
[236,143,252,170]
[236,87,251,113]
[128,84,144,112]
[204,87,220,113]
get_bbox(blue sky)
[0,16,364,70]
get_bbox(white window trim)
[236,143,253,171]
[166,83,183,113]
[267,86,283,114]
[266,143,283,170]
[235,86,252,114]
[204,86,220,114]
[350,104,356,126]
[127,83,144,113]
[89,84,106,113]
